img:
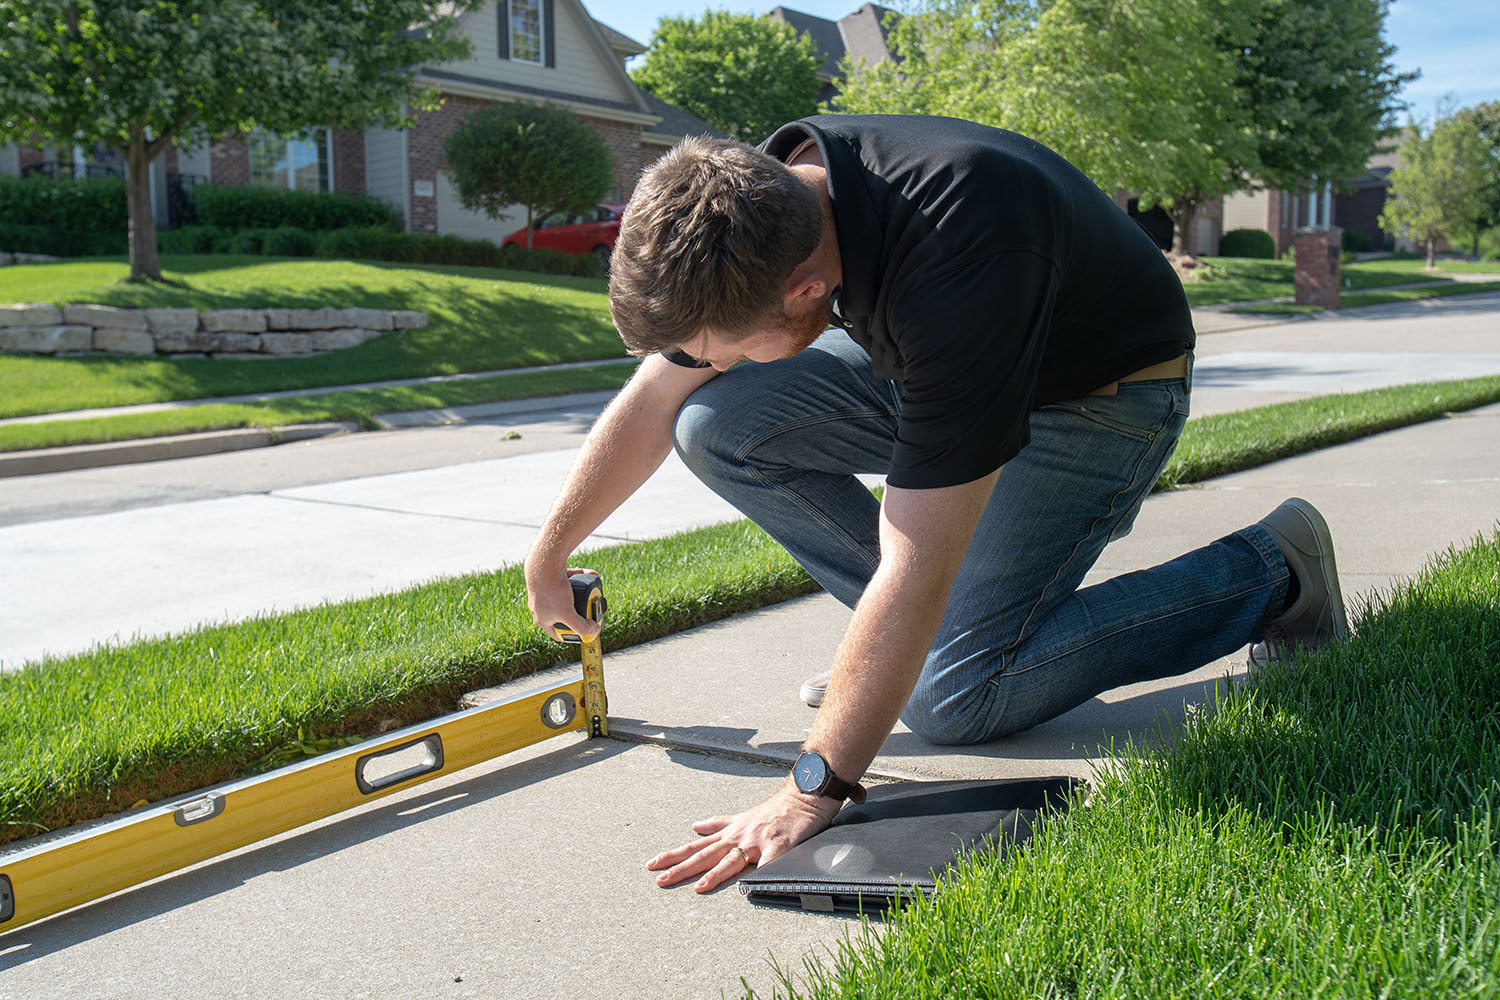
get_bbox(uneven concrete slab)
[0,738,853,1000]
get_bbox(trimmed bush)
[311,225,601,277]
[192,184,401,232]
[0,221,126,257]
[0,175,129,238]
[228,228,270,255]
[156,225,226,255]
[265,225,317,257]
[1342,228,1375,253]
[1220,227,1277,259]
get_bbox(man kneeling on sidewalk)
[523,115,1348,894]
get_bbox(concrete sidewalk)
[4,402,1498,999]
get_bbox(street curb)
[0,422,358,479]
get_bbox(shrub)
[311,226,602,277]
[1220,228,1277,259]
[0,175,129,238]
[0,221,125,257]
[1342,228,1375,253]
[228,228,270,255]
[157,225,226,255]
[264,225,317,257]
[191,184,401,232]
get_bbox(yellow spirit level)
[0,577,611,936]
[552,571,608,738]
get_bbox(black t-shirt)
[666,114,1195,489]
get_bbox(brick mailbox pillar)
[1294,226,1342,309]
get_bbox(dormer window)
[498,0,554,67]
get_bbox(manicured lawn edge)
[3,375,1499,846]
[0,362,639,452]
[752,530,1500,998]
[1229,279,1500,315]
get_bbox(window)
[511,0,543,63]
[498,0,553,67]
[249,130,332,192]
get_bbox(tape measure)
[553,571,608,738]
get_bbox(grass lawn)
[0,256,619,419]
[4,375,1500,846]
[1230,280,1500,315]
[759,531,1500,998]
[1181,254,1497,307]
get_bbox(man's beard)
[777,296,835,358]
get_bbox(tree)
[631,11,821,144]
[1381,111,1493,267]
[442,102,614,249]
[1451,103,1500,255]
[835,0,1411,255]
[835,0,1254,253]
[0,1,475,282]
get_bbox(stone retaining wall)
[0,304,428,358]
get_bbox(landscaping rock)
[63,304,149,330]
[265,307,345,330]
[144,308,201,336]
[341,307,394,331]
[0,325,93,353]
[260,332,314,355]
[310,328,375,351]
[92,328,157,356]
[391,310,428,330]
[201,309,268,333]
[154,331,262,354]
[0,303,63,327]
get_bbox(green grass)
[0,519,819,842]
[0,256,620,419]
[1230,280,1500,315]
[3,376,1499,846]
[1182,255,1493,307]
[754,532,1500,999]
[1157,374,1500,488]
[0,362,638,452]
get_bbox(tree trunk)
[126,119,162,281]
[1166,200,1199,257]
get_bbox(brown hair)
[608,136,821,356]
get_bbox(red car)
[502,203,624,269]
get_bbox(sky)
[582,0,1499,118]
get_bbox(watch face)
[794,751,827,794]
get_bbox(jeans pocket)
[1039,396,1162,443]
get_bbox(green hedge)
[0,221,126,257]
[1219,227,1277,259]
[154,223,602,277]
[1342,228,1375,253]
[191,184,401,231]
[0,175,129,238]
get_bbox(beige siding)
[1222,192,1271,234]
[365,128,409,228]
[176,143,212,179]
[434,173,525,242]
[445,1,633,106]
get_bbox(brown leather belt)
[1087,354,1189,397]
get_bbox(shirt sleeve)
[884,249,1059,490]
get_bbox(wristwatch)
[792,750,867,805]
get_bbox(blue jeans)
[672,331,1289,745]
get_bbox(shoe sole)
[799,680,825,707]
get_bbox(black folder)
[739,776,1080,915]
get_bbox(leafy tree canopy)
[0,0,476,279]
[631,10,821,144]
[835,0,1411,254]
[1381,108,1496,267]
[443,102,614,248]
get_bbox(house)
[0,1,720,241]
[766,4,898,106]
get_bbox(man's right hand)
[526,565,601,643]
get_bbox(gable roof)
[767,3,898,80]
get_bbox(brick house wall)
[211,136,251,186]
[407,94,488,233]
[332,129,365,195]
[580,114,643,201]
[17,140,48,174]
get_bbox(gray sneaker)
[800,670,831,707]
[1251,497,1349,666]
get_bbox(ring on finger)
[731,846,751,865]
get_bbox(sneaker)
[1252,497,1349,666]
[800,670,831,707]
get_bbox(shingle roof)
[767,4,897,79]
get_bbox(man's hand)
[646,781,842,893]
[526,566,600,642]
